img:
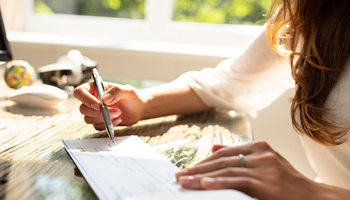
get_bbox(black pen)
[92,68,115,143]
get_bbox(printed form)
[63,136,182,200]
[62,136,251,200]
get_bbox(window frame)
[24,0,263,47]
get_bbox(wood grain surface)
[0,69,252,200]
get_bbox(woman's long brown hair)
[266,0,350,145]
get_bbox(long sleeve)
[179,27,295,117]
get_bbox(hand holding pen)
[92,68,115,142]
[73,70,146,132]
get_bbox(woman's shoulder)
[325,57,350,123]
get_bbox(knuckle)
[124,84,134,89]
[260,152,278,164]
[125,85,138,95]
[111,84,137,99]
[187,167,198,175]
[223,168,237,176]
[216,157,230,169]
[252,141,271,151]
[73,84,86,98]
[214,148,226,158]
[111,85,122,90]
[108,85,122,94]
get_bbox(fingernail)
[91,103,100,111]
[102,93,114,104]
[175,170,189,180]
[180,176,194,186]
[202,177,215,188]
[110,110,121,118]
[113,118,122,125]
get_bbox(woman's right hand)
[73,81,146,130]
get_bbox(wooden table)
[0,70,252,200]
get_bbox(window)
[25,0,266,47]
[34,0,269,24]
[6,0,267,82]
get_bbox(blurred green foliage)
[35,0,269,24]
[174,0,270,25]
[35,0,145,19]
[158,146,198,169]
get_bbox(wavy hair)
[266,0,350,145]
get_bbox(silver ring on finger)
[238,154,245,167]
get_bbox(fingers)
[178,167,258,190]
[102,84,139,106]
[74,82,138,109]
[175,156,243,181]
[74,82,101,110]
[79,104,122,129]
[196,145,252,166]
[84,115,122,125]
[211,144,226,153]
[74,82,141,130]
[197,141,274,166]
[92,118,122,130]
[177,141,292,200]
[80,104,121,118]
[200,176,262,196]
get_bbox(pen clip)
[92,69,104,102]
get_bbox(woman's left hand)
[175,141,322,200]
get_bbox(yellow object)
[4,60,36,89]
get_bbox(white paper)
[62,136,251,200]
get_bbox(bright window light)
[173,0,269,25]
[22,0,267,47]
[34,0,145,19]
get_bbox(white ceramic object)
[7,85,68,108]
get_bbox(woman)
[73,0,350,198]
